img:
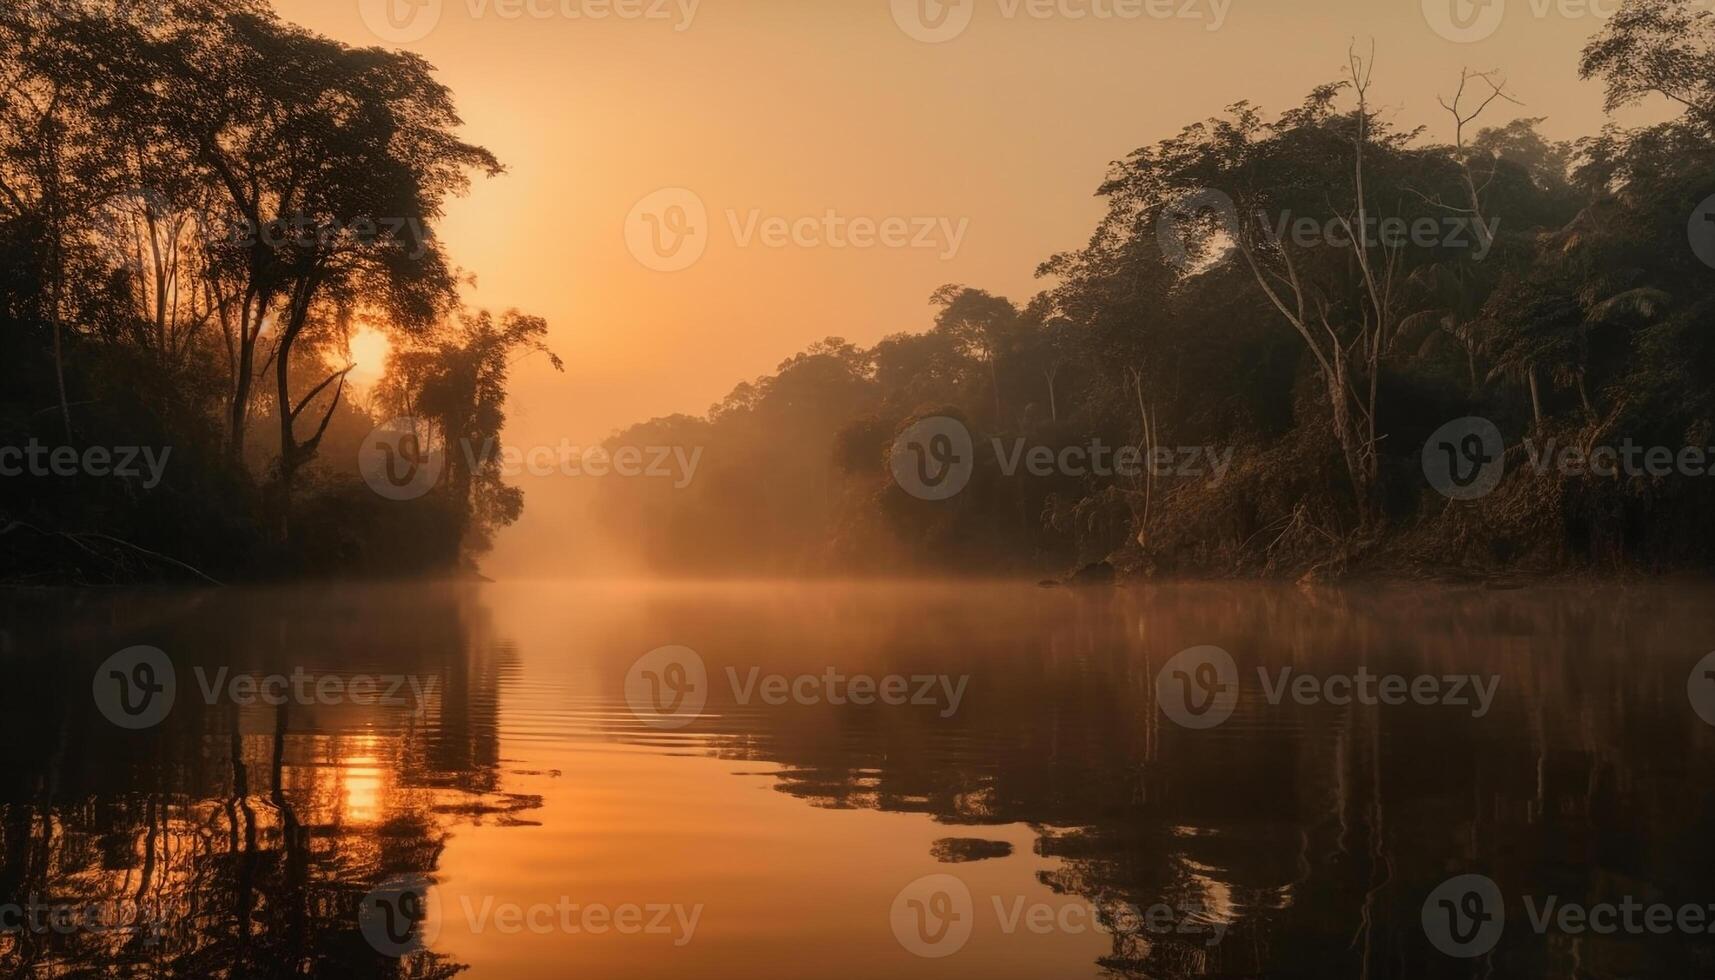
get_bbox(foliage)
[0,0,554,583]
[593,4,1715,577]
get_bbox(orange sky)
[275,0,1644,573]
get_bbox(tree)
[930,285,1019,427]
[0,0,541,582]
[1135,52,1419,528]
[379,309,563,557]
[68,0,501,489]
[1580,0,1715,130]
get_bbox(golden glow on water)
[8,581,1715,977]
[435,749,1105,978]
[336,736,387,826]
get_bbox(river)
[3,580,1713,977]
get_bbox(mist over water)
[5,0,1715,977]
[7,579,1715,977]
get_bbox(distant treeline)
[0,0,558,585]
[594,0,1715,579]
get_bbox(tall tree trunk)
[1143,405,1156,542]
[271,279,346,544]
[1527,364,1544,433]
[1129,367,1156,548]
[1328,353,1374,529]
[272,279,317,540]
[274,333,295,542]
[229,346,253,462]
[50,313,71,441]
[227,293,266,465]
[47,151,72,441]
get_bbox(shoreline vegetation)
[0,0,560,586]
[4,1,1714,587]
[591,3,1715,583]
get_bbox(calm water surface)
[3,580,1714,978]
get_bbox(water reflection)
[0,584,517,977]
[4,581,1714,978]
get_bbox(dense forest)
[0,0,558,584]
[4,1,1711,585]
[595,0,1715,580]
